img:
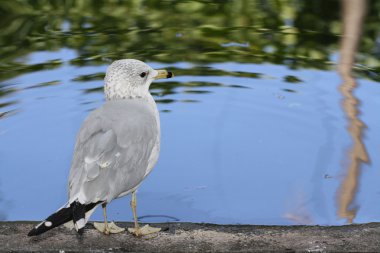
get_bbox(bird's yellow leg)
[128,191,161,236]
[94,203,125,234]
[131,191,140,231]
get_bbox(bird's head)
[104,59,173,100]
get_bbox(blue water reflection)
[1,0,380,226]
[1,47,380,225]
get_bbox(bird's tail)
[28,201,99,236]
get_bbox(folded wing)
[68,99,159,205]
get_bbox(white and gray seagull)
[28,59,173,236]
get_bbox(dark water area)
[0,0,380,225]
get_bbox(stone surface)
[1,221,380,252]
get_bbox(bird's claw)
[94,222,125,235]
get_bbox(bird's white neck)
[104,81,150,101]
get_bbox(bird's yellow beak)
[154,69,174,80]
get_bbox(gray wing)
[68,99,159,204]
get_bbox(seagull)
[28,59,173,236]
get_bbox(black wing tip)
[27,228,38,236]
[27,223,45,237]
[27,202,100,237]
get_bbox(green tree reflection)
[0,0,379,82]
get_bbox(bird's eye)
[140,72,147,78]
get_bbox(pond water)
[1,1,380,225]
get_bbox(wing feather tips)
[28,205,72,236]
[72,201,87,232]
[27,201,100,236]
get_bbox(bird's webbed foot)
[94,221,125,235]
[128,224,161,237]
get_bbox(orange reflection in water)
[337,0,369,223]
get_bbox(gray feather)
[68,99,159,204]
